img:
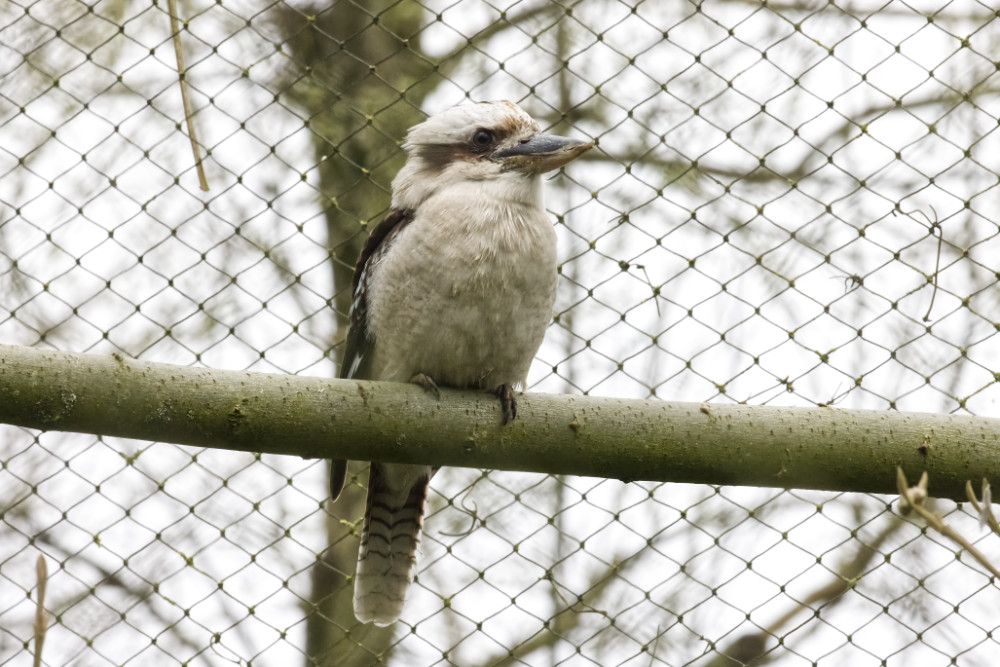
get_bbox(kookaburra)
[332,100,593,626]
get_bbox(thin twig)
[167,0,209,191]
[895,207,943,322]
[896,468,1000,579]
[33,555,48,667]
[437,488,481,538]
[923,216,943,322]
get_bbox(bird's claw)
[409,373,441,399]
[496,384,517,425]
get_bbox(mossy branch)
[1,343,999,500]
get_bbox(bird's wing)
[339,207,415,382]
[330,208,415,502]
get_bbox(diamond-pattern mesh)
[3,0,1000,665]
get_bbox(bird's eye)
[472,129,494,148]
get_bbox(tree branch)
[0,343,996,500]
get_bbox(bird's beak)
[493,134,595,173]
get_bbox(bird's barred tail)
[353,462,432,626]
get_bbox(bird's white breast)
[365,176,557,390]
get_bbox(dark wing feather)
[339,207,415,382]
[330,208,415,501]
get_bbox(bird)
[331,100,593,626]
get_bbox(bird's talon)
[496,384,517,424]
[409,373,441,399]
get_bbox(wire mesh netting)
[3,0,1000,665]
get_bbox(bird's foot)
[495,383,517,425]
[409,373,441,399]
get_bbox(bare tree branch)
[1,344,999,500]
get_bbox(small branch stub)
[896,467,1000,579]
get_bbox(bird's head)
[390,101,594,210]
